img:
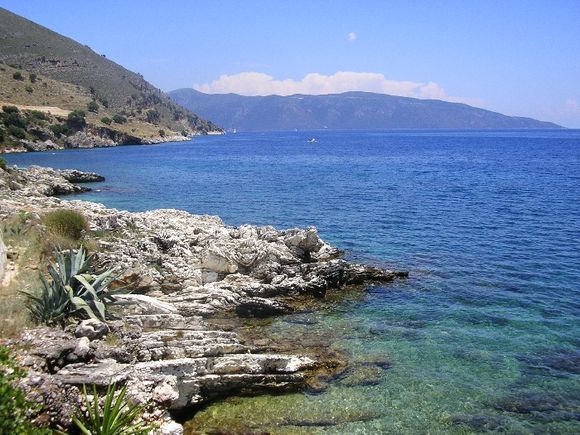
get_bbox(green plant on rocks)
[24,246,126,326]
[72,382,151,435]
[0,345,49,434]
[43,209,88,241]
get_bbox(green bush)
[112,114,126,124]
[43,209,88,240]
[0,157,6,171]
[3,112,28,129]
[97,96,109,108]
[29,73,37,83]
[2,105,19,114]
[87,101,99,113]
[66,110,86,130]
[7,125,26,139]
[145,109,160,124]
[158,129,165,137]
[25,85,33,93]
[73,383,151,435]
[0,345,49,434]
[26,110,49,122]
[12,71,23,80]
[49,124,72,137]
[100,117,112,125]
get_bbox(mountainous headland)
[169,88,562,131]
[0,7,222,153]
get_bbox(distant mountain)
[0,7,221,151]
[169,89,561,131]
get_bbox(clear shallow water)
[6,130,580,433]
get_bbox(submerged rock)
[451,413,512,431]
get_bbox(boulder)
[75,319,110,340]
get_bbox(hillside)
[169,89,562,131]
[0,7,221,151]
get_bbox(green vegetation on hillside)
[0,7,222,151]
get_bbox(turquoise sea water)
[6,130,580,433]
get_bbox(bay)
[6,129,580,433]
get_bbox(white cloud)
[347,32,357,42]
[193,71,480,105]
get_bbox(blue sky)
[1,0,579,127]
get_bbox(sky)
[1,0,579,127]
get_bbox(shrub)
[100,116,112,125]
[2,105,19,114]
[29,73,37,83]
[112,114,126,124]
[0,345,49,434]
[12,71,23,80]
[24,246,124,325]
[7,125,26,139]
[66,110,86,130]
[98,96,109,108]
[87,101,99,113]
[25,85,33,93]
[145,109,160,124]
[43,209,88,240]
[158,129,165,137]
[0,157,6,170]
[3,112,28,129]
[73,383,151,435]
[49,123,72,137]
[26,110,49,122]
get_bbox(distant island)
[169,88,562,131]
[0,7,222,153]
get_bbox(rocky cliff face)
[0,165,407,433]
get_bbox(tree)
[112,114,127,124]
[146,109,160,124]
[2,105,19,114]
[8,125,26,139]
[66,110,86,130]
[87,101,99,113]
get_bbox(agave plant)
[73,383,151,435]
[25,274,71,325]
[24,246,127,325]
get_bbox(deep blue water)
[6,130,580,433]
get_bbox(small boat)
[308,138,317,143]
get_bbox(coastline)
[1,130,225,154]
[0,164,407,433]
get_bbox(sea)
[6,130,580,433]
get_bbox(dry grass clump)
[42,208,88,241]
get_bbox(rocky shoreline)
[0,164,407,433]
[3,130,224,154]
